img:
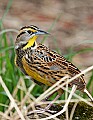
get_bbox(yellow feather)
[23,36,37,49]
[22,57,52,86]
[14,55,18,67]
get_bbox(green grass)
[0,0,93,115]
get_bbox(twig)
[0,29,18,35]
[0,76,25,120]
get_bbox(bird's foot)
[27,106,57,116]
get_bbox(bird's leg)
[38,89,64,113]
[42,90,57,101]
[37,85,77,120]
[35,90,58,111]
[43,94,60,112]
[60,85,77,113]
[28,89,64,114]
[27,85,77,115]
[28,94,61,115]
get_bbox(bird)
[15,25,93,113]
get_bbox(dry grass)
[0,65,93,120]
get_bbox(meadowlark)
[15,25,93,113]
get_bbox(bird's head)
[15,25,49,50]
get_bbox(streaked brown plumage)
[15,42,85,89]
[15,25,93,109]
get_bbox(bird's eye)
[27,30,32,34]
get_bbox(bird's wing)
[36,44,81,74]
[22,44,85,90]
[36,44,86,90]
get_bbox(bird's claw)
[27,107,57,116]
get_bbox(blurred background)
[1,0,93,67]
[0,0,93,118]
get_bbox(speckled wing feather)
[22,44,86,91]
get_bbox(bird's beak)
[35,29,49,35]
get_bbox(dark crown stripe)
[20,25,39,30]
[17,31,25,38]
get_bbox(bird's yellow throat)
[23,36,37,49]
